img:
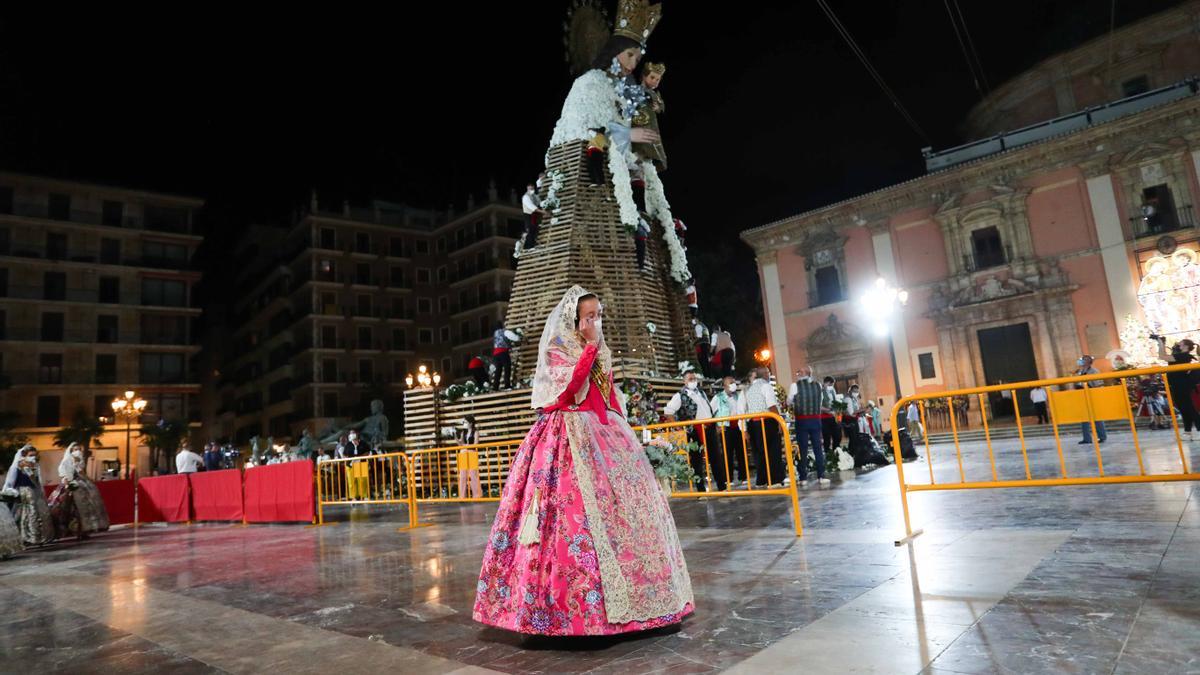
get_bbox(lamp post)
[860,278,910,405]
[406,365,442,447]
[110,390,147,480]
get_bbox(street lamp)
[860,278,909,404]
[407,365,443,446]
[111,390,147,480]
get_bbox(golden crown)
[644,62,667,75]
[613,0,663,45]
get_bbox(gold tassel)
[517,488,541,546]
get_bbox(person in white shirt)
[521,183,547,249]
[664,371,721,491]
[1029,386,1049,425]
[175,443,204,474]
[905,400,923,441]
[743,367,786,488]
[710,375,749,488]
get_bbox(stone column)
[758,250,793,380]
[1084,174,1138,328]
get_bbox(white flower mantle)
[546,68,693,285]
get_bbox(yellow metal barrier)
[315,451,427,531]
[890,363,1200,544]
[326,412,805,536]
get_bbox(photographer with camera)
[1156,335,1198,441]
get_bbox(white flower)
[608,149,640,227]
[620,18,628,27]
[549,70,620,148]
[647,322,657,333]
[642,163,692,283]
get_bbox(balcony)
[807,288,847,309]
[0,369,198,387]
[962,244,1013,274]
[1130,205,1196,240]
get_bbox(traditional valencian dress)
[473,286,693,635]
[4,447,55,546]
[48,445,109,536]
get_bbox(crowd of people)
[1,442,110,559]
[657,364,905,492]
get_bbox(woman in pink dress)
[473,285,693,636]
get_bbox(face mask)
[593,318,602,332]
[686,381,698,391]
[727,383,738,393]
[1077,358,1086,367]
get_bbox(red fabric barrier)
[243,461,315,523]
[96,479,135,525]
[137,474,191,523]
[188,470,244,521]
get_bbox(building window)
[436,237,446,253]
[0,310,6,340]
[43,272,66,301]
[94,395,114,420]
[416,268,431,284]
[479,315,491,338]
[357,294,372,317]
[912,347,943,386]
[418,297,432,315]
[391,297,406,319]
[438,296,448,313]
[141,278,186,307]
[1138,184,1181,235]
[439,326,450,342]
[392,328,407,350]
[358,359,374,382]
[437,266,448,283]
[0,227,8,255]
[813,266,843,306]
[319,227,336,249]
[355,232,371,254]
[317,259,336,282]
[102,200,124,227]
[357,326,373,350]
[100,276,120,304]
[141,315,187,345]
[0,186,12,214]
[441,357,452,376]
[393,360,407,381]
[96,354,117,384]
[36,396,61,427]
[143,241,188,267]
[140,352,185,384]
[98,315,118,343]
[100,238,121,264]
[0,268,7,297]
[321,325,338,349]
[322,358,339,383]
[460,321,471,341]
[47,232,68,260]
[1122,75,1149,97]
[39,354,63,384]
[322,392,339,417]
[970,226,1006,271]
[419,328,433,345]
[415,240,429,255]
[389,237,405,257]
[48,193,70,221]
[41,312,64,341]
[355,263,372,285]
[390,266,406,288]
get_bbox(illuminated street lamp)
[110,390,147,480]
[407,365,443,446]
[754,348,772,364]
[859,278,909,401]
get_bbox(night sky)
[0,1,1184,355]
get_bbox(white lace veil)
[3,444,34,492]
[530,285,613,409]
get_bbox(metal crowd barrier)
[314,412,805,536]
[890,363,1200,544]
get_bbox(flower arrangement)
[443,379,494,403]
[539,169,565,212]
[643,437,696,484]
[621,378,660,426]
[642,163,692,284]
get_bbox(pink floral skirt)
[473,409,693,635]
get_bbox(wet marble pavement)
[1,431,1198,674]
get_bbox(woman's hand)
[630,128,660,144]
